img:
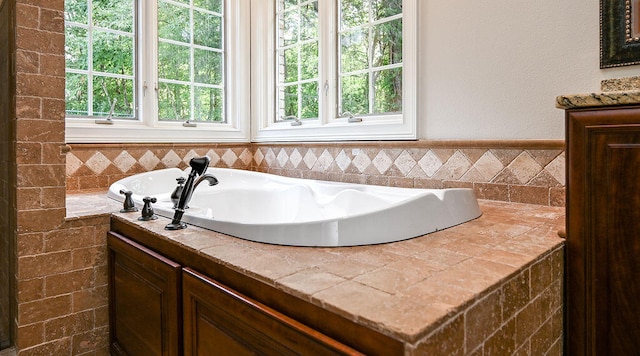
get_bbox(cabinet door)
[566,108,640,355]
[182,268,363,356]
[108,232,182,356]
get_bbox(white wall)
[418,0,640,140]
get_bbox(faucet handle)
[138,196,158,221]
[119,189,139,213]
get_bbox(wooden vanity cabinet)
[108,231,363,355]
[565,106,640,355]
[182,268,362,355]
[107,232,182,356]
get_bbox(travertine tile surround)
[7,0,111,354]
[100,197,564,355]
[66,141,566,207]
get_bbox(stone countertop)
[556,76,640,109]
[67,190,565,344]
[555,90,640,109]
[65,189,122,219]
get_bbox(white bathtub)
[107,168,482,247]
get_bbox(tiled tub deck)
[67,194,564,355]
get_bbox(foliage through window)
[157,0,225,122]
[274,0,405,125]
[65,0,136,118]
[339,0,402,115]
[64,0,226,123]
[276,0,319,122]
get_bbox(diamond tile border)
[66,142,566,206]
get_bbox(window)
[252,0,416,142]
[156,0,224,122]
[64,0,414,143]
[65,0,136,119]
[64,0,250,143]
[275,1,320,122]
[338,0,403,116]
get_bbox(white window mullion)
[189,1,195,122]
[132,0,139,121]
[367,1,373,115]
[401,0,417,138]
[368,23,374,115]
[87,0,94,116]
[250,0,276,136]
[297,26,302,119]
[140,0,158,126]
[319,0,337,124]
[222,0,251,138]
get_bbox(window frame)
[251,0,417,142]
[64,0,251,143]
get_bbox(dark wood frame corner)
[601,0,640,68]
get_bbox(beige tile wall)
[255,141,565,207]
[10,0,110,354]
[65,143,254,191]
[15,216,110,354]
[67,141,566,207]
[60,140,565,354]
[412,245,563,354]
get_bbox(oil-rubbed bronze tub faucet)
[165,156,218,230]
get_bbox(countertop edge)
[556,90,640,109]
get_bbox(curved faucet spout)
[194,174,219,188]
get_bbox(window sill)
[65,120,250,143]
[251,117,417,142]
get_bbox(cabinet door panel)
[566,107,640,355]
[182,268,363,356]
[193,312,254,356]
[594,140,640,354]
[108,232,182,356]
